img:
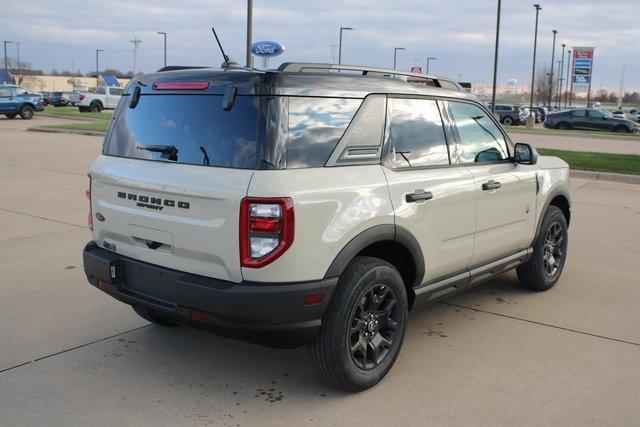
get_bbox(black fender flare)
[323,224,425,289]
[532,188,571,246]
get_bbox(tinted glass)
[286,97,361,168]
[0,88,11,97]
[105,95,258,169]
[110,88,122,96]
[589,109,608,119]
[387,98,450,168]
[571,109,587,118]
[96,87,106,94]
[15,87,27,95]
[448,101,509,163]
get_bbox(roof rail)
[277,62,463,91]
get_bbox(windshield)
[104,94,259,169]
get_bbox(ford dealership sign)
[251,41,285,57]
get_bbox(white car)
[82,62,571,391]
[611,110,626,120]
[73,86,122,112]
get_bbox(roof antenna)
[211,27,239,69]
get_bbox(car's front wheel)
[19,105,34,120]
[502,116,513,126]
[517,206,568,291]
[309,256,408,391]
[613,125,629,133]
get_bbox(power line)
[129,37,142,75]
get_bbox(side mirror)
[514,143,538,165]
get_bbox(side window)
[386,98,450,168]
[15,87,27,96]
[0,88,11,97]
[448,101,510,163]
[110,88,122,96]
[96,87,106,94]
[588,110,605,119]
[286,97,361,168]
[571,109,587,118]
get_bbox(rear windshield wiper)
[137,144,178,161]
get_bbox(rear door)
[0,87,14,113]
[107,87,122,108]
[382,97,476,283]
[92,90,260,283]
[444,100,537,266]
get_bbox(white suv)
[83,63,571,391]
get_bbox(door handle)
[406,190,433,203]
[482,180,502,191]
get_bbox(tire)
[555,122,571,130]
[89,101,103,113]
[613,125,628,133]
[5,113,17,119]
[502,116,513,126]
[19,105,34,120]
[517,206,568,291]
[132,305,179,327]
[309,256,408,391]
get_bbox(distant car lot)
[1,116,639,424]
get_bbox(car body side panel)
[243,165,394,283]
[532,156,571,244]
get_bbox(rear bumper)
[83,241,337,347]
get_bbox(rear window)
[104,95,258,169]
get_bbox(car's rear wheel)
[132,305,179,327]
[90,102,103,113]
[309,256,408,391]
[555,122,571,130]
[502,116,513,126]
[517,206,568,291]
[19,105,34,120]
[5,113,17,119]
[613,125,629,133]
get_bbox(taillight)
[86,174,93,231]
[240,197,294,268]
[79,94,85,101]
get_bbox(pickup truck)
[73,86,123,112]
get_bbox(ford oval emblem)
[251,41,285,58]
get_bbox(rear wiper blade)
[137,144,178,161]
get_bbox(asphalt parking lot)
[1,115,640,426]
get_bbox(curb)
[28,126,105,136]
[570,169,640,185]
[38,113,108,122]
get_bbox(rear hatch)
[90,71,263,283]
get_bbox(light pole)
[338,27,353,65]
[393,47,405,70]
[557,44,565,107]
[426,57,436,74]
[490,0,501,114]
[528,4,541,128]
[547,30,557,107]
[157,32,167,67]
[564,50,572,108]
[246,0,253,67]
[15,42,21,82]
[3,40,13,72]
[95,49,104,87]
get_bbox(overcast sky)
[1,0,638,92]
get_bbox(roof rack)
[277,62,463,91]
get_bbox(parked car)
[532,107,547,123]
[544,108,640,133]
[611,110,626,119]
[635,110,640,122]
[83,62,571,391]
[74,86,122,112]
[0,84,45,119]
[491,104,528,125]
[48,91,71,107]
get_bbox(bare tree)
[534,65,553,105]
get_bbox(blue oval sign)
[251,41,285,57]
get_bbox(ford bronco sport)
[83,62,571,391]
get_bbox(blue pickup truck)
[0,84,45,120]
